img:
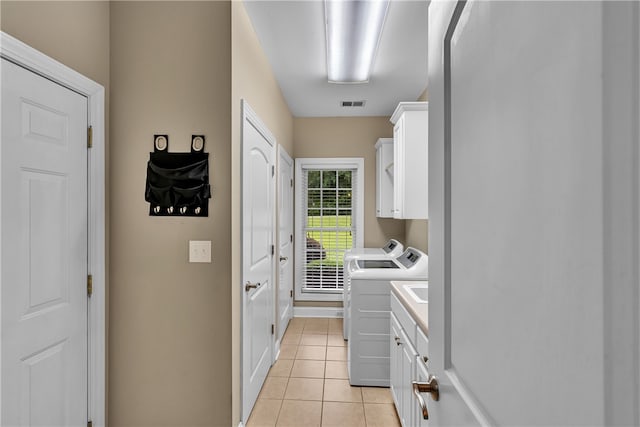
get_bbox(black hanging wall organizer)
[145,134,211,217]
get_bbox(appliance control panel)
[397,248,421,269]
[382,239,398,253]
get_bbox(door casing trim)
[0,31,106,427]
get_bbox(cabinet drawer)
[391,293,417,345]
[416,326,428,365]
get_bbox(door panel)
[242,101,275,423]
[428,1,609,424]
[2,58,88,426]
[248,284,271,380]
[278,146,294,340]
[24,172,69,312]
[451,2,602,422]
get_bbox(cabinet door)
[376,139,394,218]
[400,329,417,427]
[393,117,404,218]
[390,313,403,410]
[391,106,428,219]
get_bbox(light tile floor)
[247,317,401,427]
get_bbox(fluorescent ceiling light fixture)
[325,0,390,83]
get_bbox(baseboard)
[274,340,281,361]
[293,306,344,318]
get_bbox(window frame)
[294,158,364,302]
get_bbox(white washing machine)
[343,238,404,262]
[342,239,404,339]
[346,247,428,387]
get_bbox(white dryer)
[346,247,428,387]
[342,239,404,339]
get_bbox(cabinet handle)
[245,281,260,292]
[394,336,402,346]
[279,256,288,262]
[412,376,440,420]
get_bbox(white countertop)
[390,280,428,336]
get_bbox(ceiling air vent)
[341,100,366,108]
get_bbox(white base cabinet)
[391,312,417,427]
[391,293,429,426]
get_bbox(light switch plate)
[189,240,211,263]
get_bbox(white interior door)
[241,100,276,423]
[277,145,294,342]
[1,58,88,426]
[427,1,639,425]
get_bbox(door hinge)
[271,245,275,255]
[272,165,275,177]
[290,178,293,187]
[271,324,275,335]
[290,234,293,243]
[87,274,93,297]
[290,290,293,298]
[87,126,93,148]
[87,420,93,427]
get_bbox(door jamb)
[0,32,106,427]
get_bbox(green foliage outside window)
[307,170,352,216]
[305,169,354,269]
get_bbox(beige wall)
[231,1,294,156]
[109,2,232,426]
[404,87,429,253]
[293,117,406,305]
[0,1,110,89]
[231,2,294,423]
[405,220,429,253]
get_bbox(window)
[295,158,364,301]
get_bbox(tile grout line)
[274,318,300,427]
[276,374,290,425]
[272,398,284,427]
[361,388,367,427]
[255,319,357,426]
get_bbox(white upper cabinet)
[390,102,428,219]
[375,138,394,218]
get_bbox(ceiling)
[243,0,429,118]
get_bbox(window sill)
[295,289,344,302]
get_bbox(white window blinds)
[295,158,364,300]
[301,168,357,292]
